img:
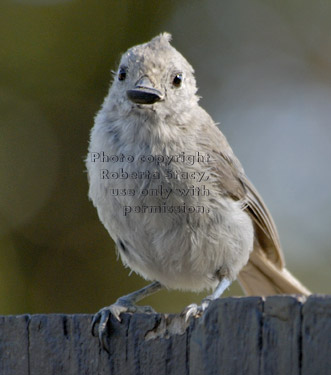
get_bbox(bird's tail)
[238,246,311,296]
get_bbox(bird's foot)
[181,297,212,321]
[91,298,156,351]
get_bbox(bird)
[86,32,311,347]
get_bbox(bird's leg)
[182,278,231,321]
[92,281,162,348]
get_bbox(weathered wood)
[0,315,29,375]
[190,297,263,375]
[302,295,331,375]
[261,296,302,375]
[0,295,330,375]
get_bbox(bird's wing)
[240,176,284,268]
[196,114,310,294]
[214,153,311,294]
[200,119,285,269]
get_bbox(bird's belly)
[88,154,254,292]
[97,191,254,293]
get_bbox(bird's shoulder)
[193,106,246,199]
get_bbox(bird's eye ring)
[118,67,127,81]
[172,73,183,88]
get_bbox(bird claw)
[91,300,156,351]
[182,303,200,321]
[181,298,212,321]
[91,306,117,352]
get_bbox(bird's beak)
[127,76,163,105]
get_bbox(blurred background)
[0,0,330,315]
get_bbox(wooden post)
[0,295,330,375]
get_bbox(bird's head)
[107,33,199,121]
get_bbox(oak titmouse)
[86,33,310,346]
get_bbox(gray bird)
[86,33,310,346]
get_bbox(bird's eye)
[172,73,183,88]
[118,67,127,81]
